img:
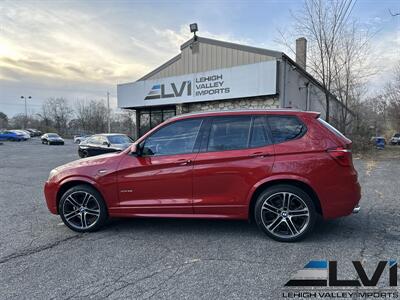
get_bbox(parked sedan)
[0,130,26,141]
[74,134,91,144]
[11,130,31,140]
[78,134,133,158]
[27,129,42,137]
[41,133,65,145]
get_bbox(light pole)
[107,92,111,133]
[20,96,32,129]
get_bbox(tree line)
[1,99,136,138]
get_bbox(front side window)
[250,116,271,148]
[142,118,203,156]
[268,116,306,144]
[207,116,251,151]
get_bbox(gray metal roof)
[180,36,283,58]
[137,53,181,82]
[137,36,283,81]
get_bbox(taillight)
[327,146,353,167]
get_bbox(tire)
[59,185,108,233]
[78,150,88,158]
[254,184,316,242]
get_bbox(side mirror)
[130,143,139,155]
[102,141,110,147]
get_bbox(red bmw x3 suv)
[44,110,361,242]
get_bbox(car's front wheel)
[254,184,316,242]
[78,149,89,158]
[59,185,108,232]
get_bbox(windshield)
[107,135,132,144]
[48,134,60,138]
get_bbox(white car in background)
[11,130,30,140]
[390,133,400,145]
[74,134,91,144]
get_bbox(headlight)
[48,169,59,181]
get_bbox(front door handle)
[248,152,272,158]
[176,159,192,165]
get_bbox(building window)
[138,106,176,137]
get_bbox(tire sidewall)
[254,184,316,242]
[59,185,108,233]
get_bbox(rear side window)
[208,116,251,151]
[267,116,306,143]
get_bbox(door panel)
[192,146,275,217]
[117,153,196,214]
[116,118,204,215]
[192,115,275,217]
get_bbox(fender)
[57,173,119,209]
[245,174,317,206]
[58,175,99,190]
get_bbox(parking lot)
[0,138,399,299]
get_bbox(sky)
[0,0,399,117]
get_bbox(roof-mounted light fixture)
[189,23,198,41]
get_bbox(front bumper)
[44,181,58,214]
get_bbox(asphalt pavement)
[0,139,399,299]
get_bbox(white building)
[118,35,348,137]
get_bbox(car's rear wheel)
[59,185,108,232]
[254,184,316,242]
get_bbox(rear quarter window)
[267,116,306,144]
[317,118,347,139]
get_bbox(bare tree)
[0,112,8,129]
[331,21,373,134]
[42,98,73,134]
[75,100,108,134]
[111,110,136,137]
[279,0,359,123]
[385,63,400,131]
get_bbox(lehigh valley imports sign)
[117,60,277,108]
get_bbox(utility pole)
[107,92,111,133]
[20,96,32,129]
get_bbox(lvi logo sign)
[144,81,192,100]
[285,260,398,287]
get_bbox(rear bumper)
[319,175,361,220]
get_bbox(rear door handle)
[248,152,272,158]
[176,159,192,165]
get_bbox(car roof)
[168,109,320,122]
[94,133,127,136]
